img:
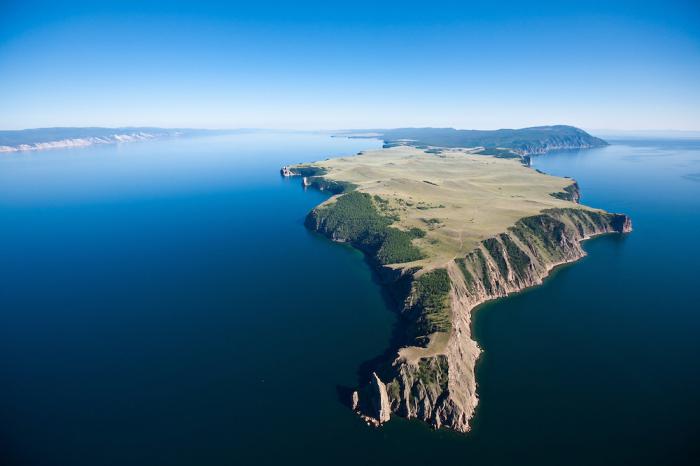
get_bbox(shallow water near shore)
[1,134,698,465]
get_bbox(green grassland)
[296,146,594,271]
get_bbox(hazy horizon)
[3,126,700,140]
[2,0,699,131]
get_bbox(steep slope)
[347,208,630,431]
[285,146,631,432]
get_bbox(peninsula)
[282,130,631,432]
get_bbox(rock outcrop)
[352,372,392,426]
[370,373,392,423]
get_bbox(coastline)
[282,147,631,432]
[0,133,169,153]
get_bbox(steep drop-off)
[286,146,631,432]
[307,194,630,432]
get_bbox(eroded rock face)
[370,373,391,424]
[352,373,392,427]
[352,208,631,432]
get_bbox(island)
[282,128,631,432]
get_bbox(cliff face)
[330,207,631,432]
[288,148,630,433]
[550,181,581,203]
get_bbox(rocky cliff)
[319,206,631,432]
[287,145,630,433]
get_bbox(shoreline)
[0,133,169,153]
[282,147,631,432]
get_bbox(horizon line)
[3,126,700,134]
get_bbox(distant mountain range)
[0,127,256,152]
[341,125,608,155]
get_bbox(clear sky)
[1,0,699,131]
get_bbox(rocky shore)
[345,208,631,432]
[282,146,631,433]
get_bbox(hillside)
[342,125,607,155]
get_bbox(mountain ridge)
[341,125,607,155]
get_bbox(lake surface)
[1,134,698,465]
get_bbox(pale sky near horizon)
[1,0,699,131]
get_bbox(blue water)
[0,134,698,465]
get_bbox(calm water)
[0,134,698,465]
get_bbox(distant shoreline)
[0,127,275,153]
[0,132,168,153]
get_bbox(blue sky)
[1,0,699,131]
